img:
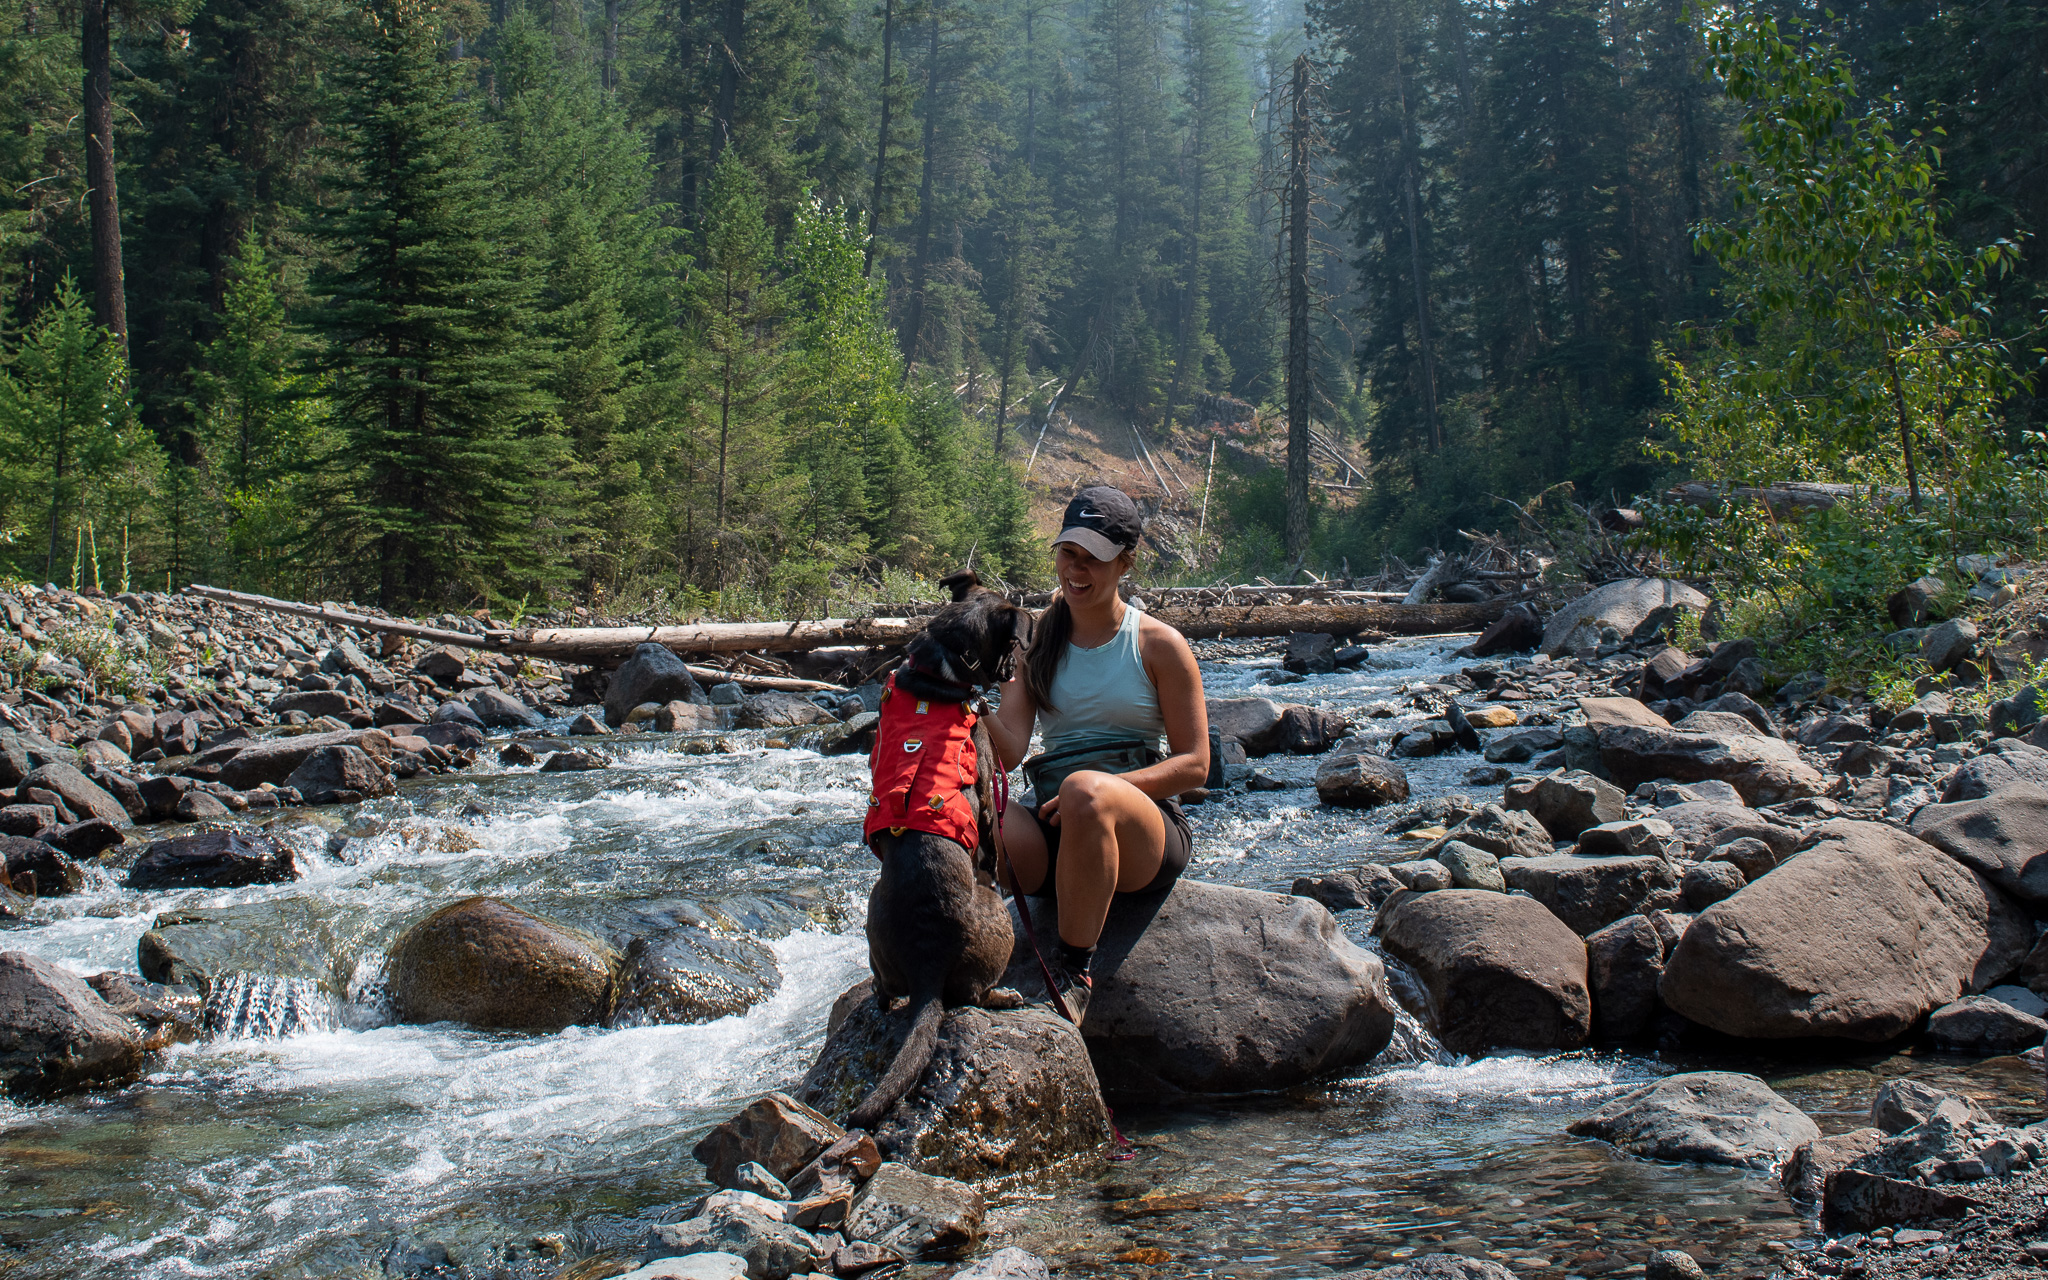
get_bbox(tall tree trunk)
[603,0,621,89]
[896,8,940,371]
[863,0,896,276]
[1022,3,1036,171]
[82,0,126,352]
[1284,55,1311,564]
[1393,38,1440,451]
[711,0,745,162]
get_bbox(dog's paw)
[979,987,1028,1010]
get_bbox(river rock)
[1389,859,1453,891]
[948,1248,1051,1280]
[1374,889,1591,1054]
[1291,864,1403,912]
[414,646,469,685]
[1585,914,1665,1043]
[1925,994,2048,1053]
[695,1091,847,1188]
[42,818,124,860]
[1909,785,2048,907]
[1596,725,1825,805]
[1658,820,2032,1040]
[605,643,706,728]
[1939,747,2048,802]
[1921,617,1979,673]
[1434,840,1504,892]
[1502,854,1681,936]
[1206,698,1288,756]
[609,929,780,1028]
[1543,579,1710,656]
[641,1206,820,1280]
[1,836,83,896]
[844,1162,985,1256]
[214,729,393,789]
[1435,803,1551,860]
[466,687,542,728]
[1505,770,1625,840]
[126,831,297,890]
[387,897,617,1030]
[540,748,607,772]
[1577,818,1679,860]
[656,700,724,732]
[0,952,146,1096]
[1315,753,1411,809]
[1706,836,1779,881]
[1008,880,1396,1094]
[1783,1128,1885,1202]
[617,1255,748,1280]
[1680,860,1745,910]
[270,689,360,719]
[86,972,203,1048]
[1823,1169,1977,1235]
[1337,1255,1518,1279]
[1567,1071,1819,1169]
[1277,704,1351,754]
[281,744,394,804]
[1673,709,1770,740]
[1872,1079,1993,1134]
[137,898,356,996]
[14,762,128,826]
[798,980,1109,1177]
[1656,801,1796,860]
[737,692,835,729]
[1483,727,1560,764]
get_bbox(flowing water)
[0,636,2038,1279]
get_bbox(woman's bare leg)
[1051,770,1167,949]
[999,803,1050,894]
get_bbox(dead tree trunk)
[1284,54,1312,564]
[82,0,126,351]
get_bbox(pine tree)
[308,0,559,609]
[0,278,158,581]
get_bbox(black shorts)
[1022,794,1192,899]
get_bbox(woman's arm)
[1114,616,1210,799]
[985,639,1036,771]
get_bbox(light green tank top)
[1036,602,1166,759]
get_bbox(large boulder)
[387,897,618,1030]
[1940,746,2048,802]
[1502,854,1682,936]
[1910,785,2048,908]
[1373,890,1591,1055]
[214,729,393,790]
[15,762,128,826]
[1925,994,2048,1054]
[1597,725,1825,805]
[0,952,146,1095]
[138,898,364,996]
[798,980,1110,1178]
[281,744,394,804]
[1432,804,1552,861]
[126,831,297,890]
[605,643,705,728]
[1315,752,1411,809]
[1542,579,1710,656]
[1505,770,1626,840]
[608,928,781,1027]
[1008,881,1396,1094]
[1659,820,2031,1040]
[1567,1071,1819,1170]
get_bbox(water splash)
[1373,1004,1458,1068]
[202,973,340,1040]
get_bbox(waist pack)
[1022,739,1164,803]
[863,673,981,852]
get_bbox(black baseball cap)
[1055,485,1143,562]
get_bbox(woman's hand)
[985,635,1037,771]
[1037,793,1062,826]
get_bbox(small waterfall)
[1374,1005,1459,1067]
[203,973,340,1040]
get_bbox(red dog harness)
[864,672,981,852]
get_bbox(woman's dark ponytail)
[1022,595,1071,714]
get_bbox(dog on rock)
[848,570,1028,1130]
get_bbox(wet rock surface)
[1567,1071,1820,1169]
[387,896,618,1030]
[1374,889,1591,1054]
[0,951,146,1096]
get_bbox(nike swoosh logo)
[1078,509,1103,520]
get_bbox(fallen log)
[1664,480,1933,516]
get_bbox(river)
[0,635,2034,1279]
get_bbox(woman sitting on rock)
[985,485,1210,1021]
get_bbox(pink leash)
[991,763,1135,1160]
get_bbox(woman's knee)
[1057,771,1118,824]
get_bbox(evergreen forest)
[2,0,2045,616]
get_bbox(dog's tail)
[848,984,945,1130]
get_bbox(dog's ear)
[939,569,981,602]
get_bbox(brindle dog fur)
[848,571,1028,1130]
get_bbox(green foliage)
[0,280,160,584]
